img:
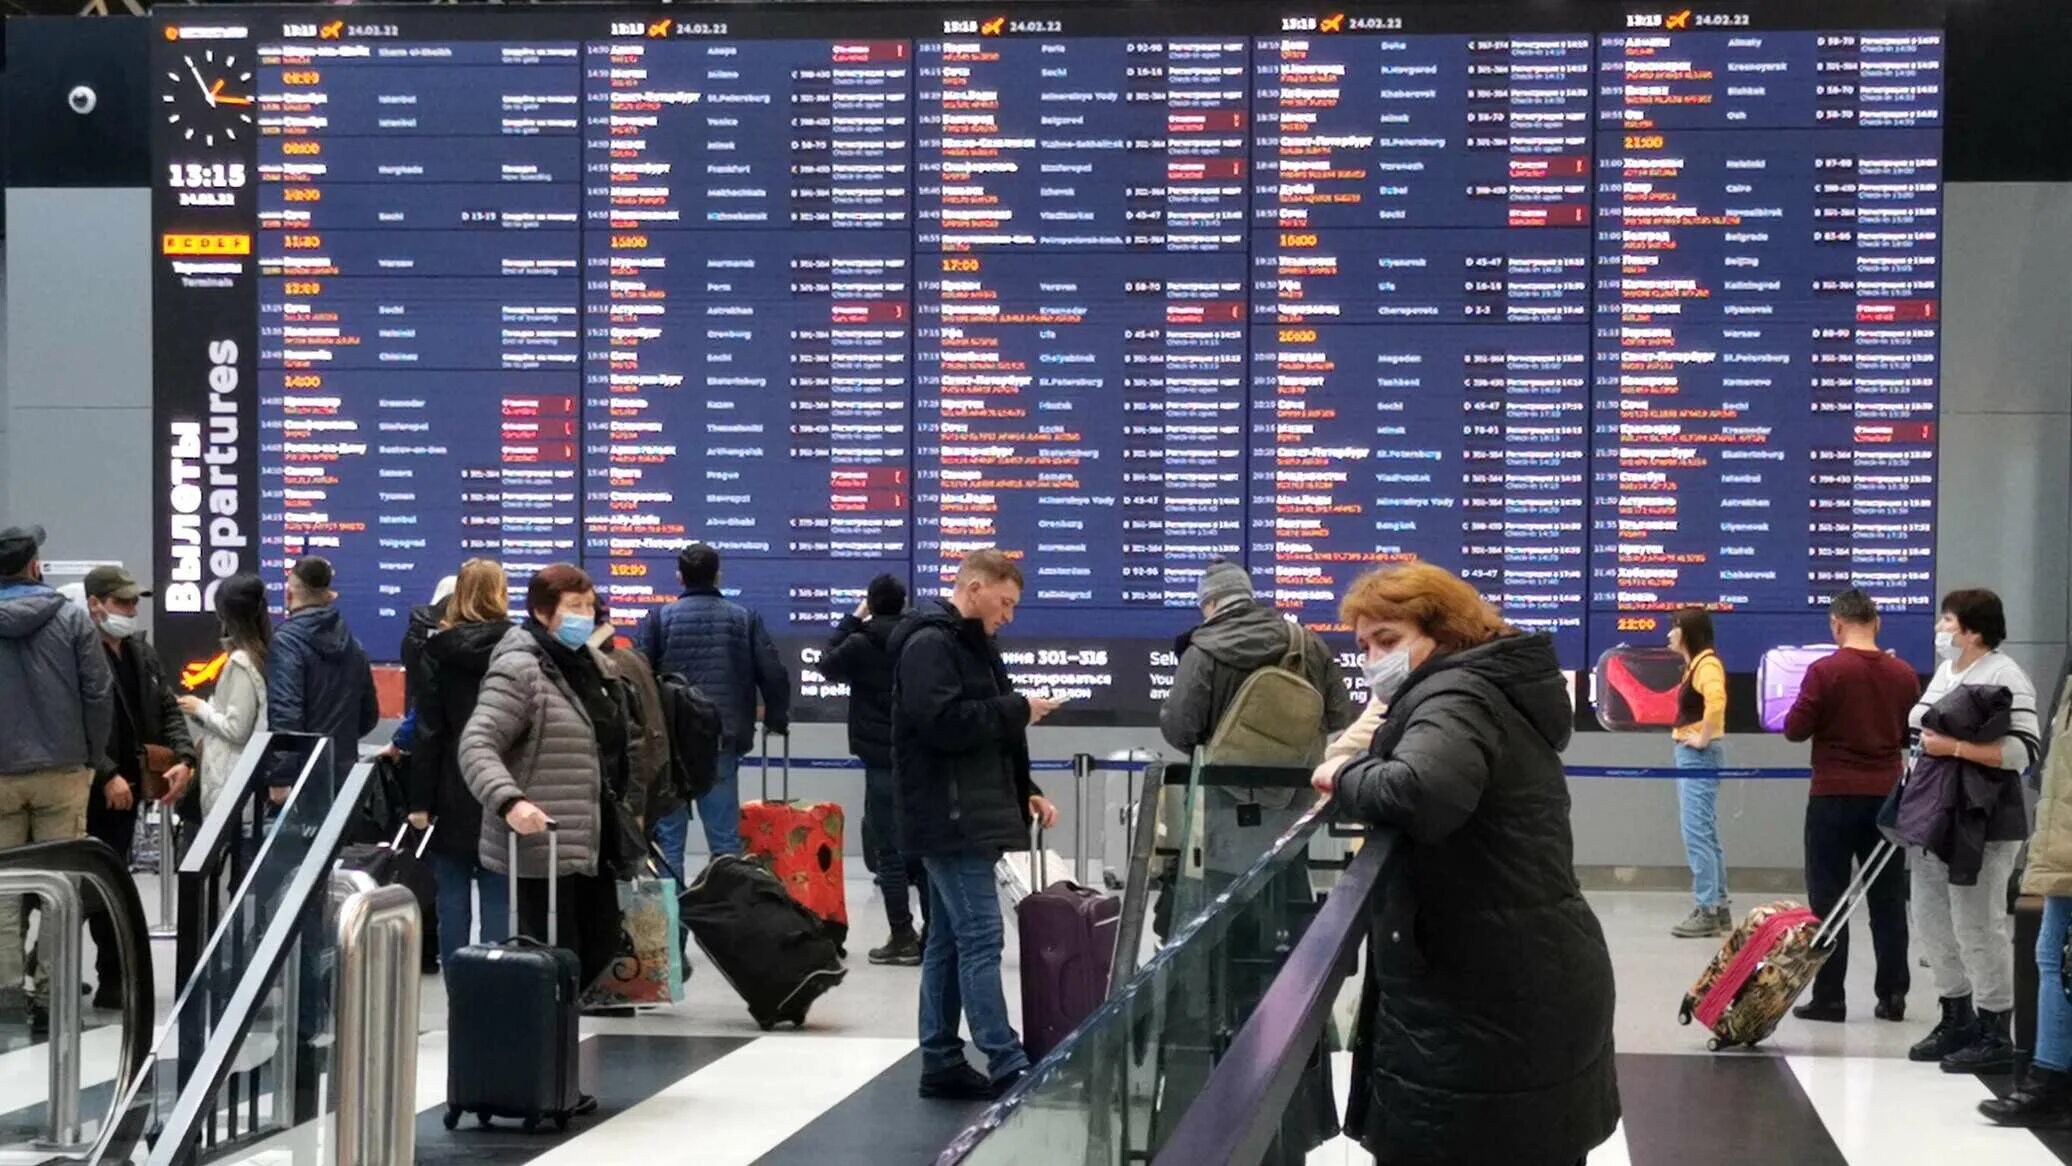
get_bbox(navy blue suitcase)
[442,825,582,1133]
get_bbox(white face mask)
[1934,630,1957,661]
[99,611,139,640]
[1361,648,1414,703]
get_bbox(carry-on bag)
[1590,643,1686,731]
[741,730,849,950]
[580,874,685,1009]
[339,820,441,969]
[443,823,582,1133]
[1758,645,1835,732]
[1017,828,1122,1062]
[1679,838,1900,1050]
[680,852,846,1030]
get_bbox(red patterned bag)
[740,733,848,950]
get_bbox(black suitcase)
[442,824,581,1133]
[338,821,441,966]
[680,853,847,1031]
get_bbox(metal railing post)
[0,870,86,1148]
[333,883,422,1166]
[151,803,179,939]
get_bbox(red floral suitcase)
[741,731,849,951]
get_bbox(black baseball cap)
[0,524,46,576]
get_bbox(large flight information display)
[151,4,1944,725]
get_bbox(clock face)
[162,48,253,149]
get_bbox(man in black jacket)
[892,549,1060,1101]
[83,564,197,1009]
[823,573,925,965]
[267,557,379,791]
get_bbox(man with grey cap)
[83,563,197,1008]
[1161,558,1355,759]
[1160,558,1355,872]
[0,524,113,1030]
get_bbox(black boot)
[1981,1064,2072,1128]
[868,927,923,967]
[1873,995,1906,1022]
[1941,1007,2019,1074]
[1908,995,1975,1063]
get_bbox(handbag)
[582,875,685,1008]
[140,743,178,803]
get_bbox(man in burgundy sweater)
[1783,588,1922,1023]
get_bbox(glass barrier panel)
[941,803,1337,1166]
[92,756,345,1164]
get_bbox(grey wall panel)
[3,188,155,631]
[1940,184,2072,416]
[3,188,152,410]
[1934,410,2072,644]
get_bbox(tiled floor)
[0,878,2057,1165]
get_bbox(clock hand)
[210,79,253,107]
[188,59,217,107]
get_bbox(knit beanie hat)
[1197,557,1254,612]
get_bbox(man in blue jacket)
[0,524,112,1031]
[267,557,379,792]
[639,543,791,872]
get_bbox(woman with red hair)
[1312,562,1617,1166]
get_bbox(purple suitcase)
[1758,645,1835,732]
[1016,831,1121,1062]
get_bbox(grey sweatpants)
[1910,841,2020,1012]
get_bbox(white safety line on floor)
[521,1035,914,1166]
[1785,1054,2059,1166]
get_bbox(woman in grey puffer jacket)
[460,564,629,994]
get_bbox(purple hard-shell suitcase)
[1759,645,1836,732]
[1017,830,1122,1062]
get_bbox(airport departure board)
[151,3,1944,724]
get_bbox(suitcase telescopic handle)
[506,818,560,948]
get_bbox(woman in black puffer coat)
[1313,563,1619,1166]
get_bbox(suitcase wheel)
[522,1116,541,1135]
[1706,1037,1725,1052]
[554,1113,571,1133]
[476,1112,493,1129]
[756,1017,777,1032]
[442,1106,460,1131]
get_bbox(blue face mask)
[554,613,594,649]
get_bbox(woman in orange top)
[1669,606,1730,938]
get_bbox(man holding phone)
[890,548,1060,1101]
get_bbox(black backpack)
[657,672,722,802]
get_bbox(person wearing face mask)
[82,564,197,1010]
[1666,605,1731,938]
[459,564,628,1044]
[1903,587,2038,1073]
[177,573,271,818]
[1311,562,1618,1166]
[0,524,113,1034]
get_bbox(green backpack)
[1204,620,1327,767]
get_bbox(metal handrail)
[333,880,422,1166]
[0,837,155,1157]
[0,869,83,1147]
[1150,829,1402,1166]
[143,759,377,1166]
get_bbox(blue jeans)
[2037,896,2072,1071]
[428,852,508,970]
[1675,742,1728,909]
[919,852,1029,1082]
[653,752,745,876]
